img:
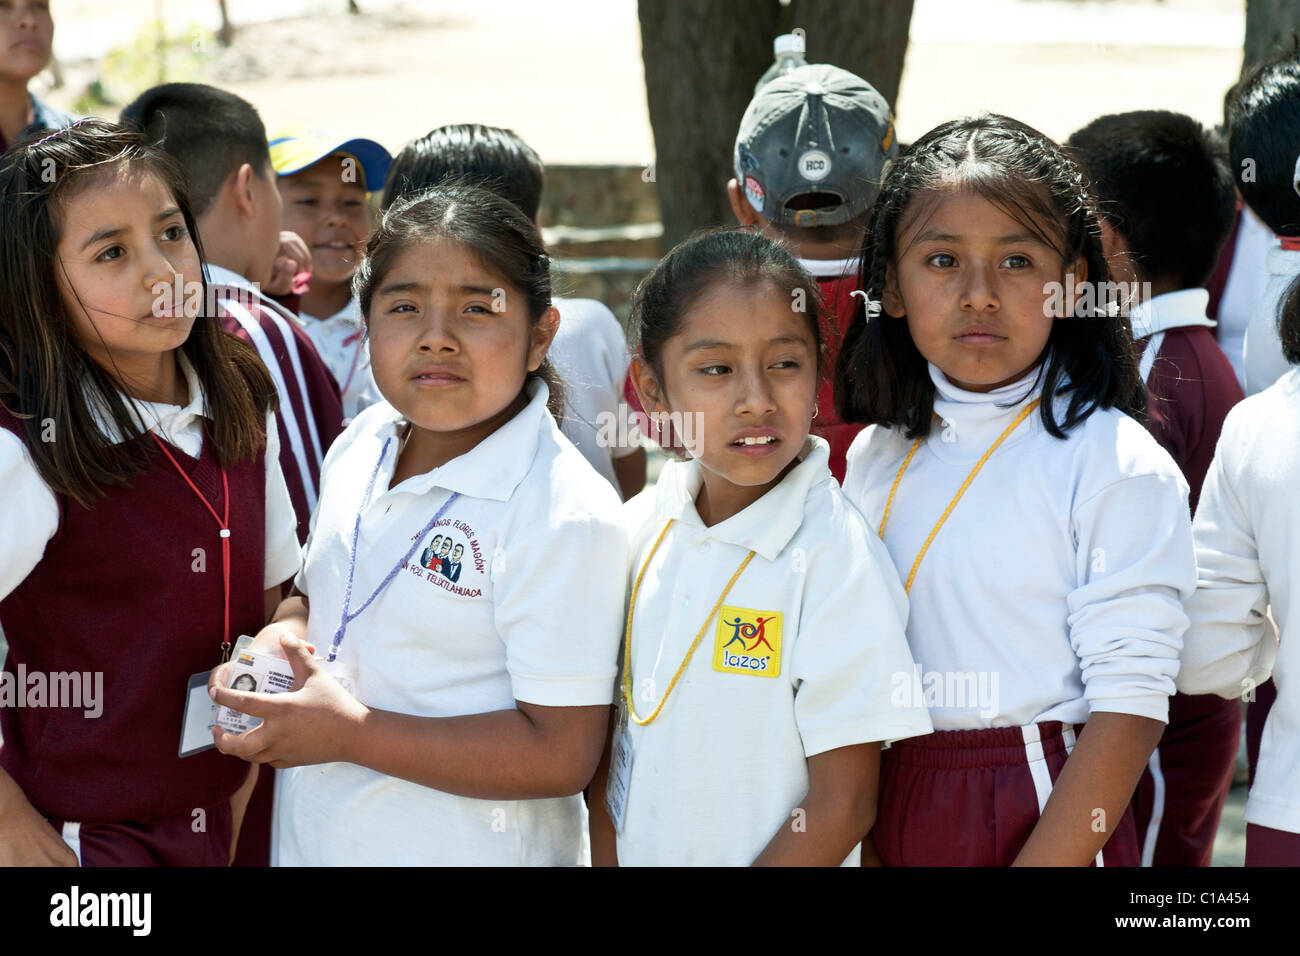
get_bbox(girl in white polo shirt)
[1177,277,1300,866]
[837,115,1198,866]
[587,230,932,866]
[210,184,628,866]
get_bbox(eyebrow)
[912,228,1043,245]
[78,208,184,252]
[376,282,501,297]
[683,335,811,352]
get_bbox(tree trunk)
[638,0,914,248]
[1244,0,1300,75]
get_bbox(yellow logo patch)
[712,605,781,677]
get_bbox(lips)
[953,325,1006,345]
[729,428,782,456]
[410,368,465,385]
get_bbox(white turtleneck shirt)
[842,364,1197,730]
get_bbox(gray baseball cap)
[734,63,897,227]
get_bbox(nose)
[959,263,999,313]
[416,307,460,353]
[144,247,186,310]
[734,363,777,419]
[325,201,348,228]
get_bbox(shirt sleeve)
[263,412,302,590]
[791,514,933,756]
[1177,439,1276,699]
[492,510,629,706]
[0,430,60,602]
[1067,473,1197,722]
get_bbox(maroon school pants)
[48,797,233,866]
[1131,691,1242,866]
[875,721,1140,867]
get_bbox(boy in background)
[1068,109,1243,867]
[270,125,392,420]
[726,63,897,482]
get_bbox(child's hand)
[264,231,312,296]
[0,789,78,866]
[206,626,313,699]
[209,634,365,769]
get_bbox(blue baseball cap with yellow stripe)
[268,125,392,192]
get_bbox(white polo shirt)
[296,295,383,422]
[0,354,301,601]
[548,297,641,496]
[1178,366,1300,834]
[275,378,628,866]
[614,437,931,866]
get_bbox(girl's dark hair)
[355,182,564,419]
[1280,274,1300,366]
[835,113,1144,440]
[631,228,823,389]
[0,119,276,506]
[381,124,544,219]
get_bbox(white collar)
[929,362,1039,408]
[88,353,207,446]
[1128,289,1216,339]
[1266,244,1300,276]
[202,262,256,292]
[300,296,365,330]
[651,436,830,561]
[373,377,550,503]
[796,256,860,279]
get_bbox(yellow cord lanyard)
[878,398,1041,593]
[620,519,756,726]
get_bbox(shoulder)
[524,414,625,524]
[1216,367,1300,466]
[843,422,912,496]
[319,400,398,479]
[1066,405,1188,505]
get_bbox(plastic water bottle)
[755,33,808,93]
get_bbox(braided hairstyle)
[834,113,1144,439]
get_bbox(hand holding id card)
[215,650,298,733]
[208,635,361,767]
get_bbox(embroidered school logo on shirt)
[406,519,486,597]
[712,605,782,677]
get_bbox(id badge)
[178,635,257,757]
[179,671,217,757]
[604,703,634,833]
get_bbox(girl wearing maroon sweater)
[0,120,301,865]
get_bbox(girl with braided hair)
[836,114,1198,866]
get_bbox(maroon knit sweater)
[0,409,265,823]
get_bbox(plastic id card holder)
[179,634,257,757]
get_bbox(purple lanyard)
[328,435,460,662]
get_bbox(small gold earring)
[813,403,821,419]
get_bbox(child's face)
[884,187,1085,392]
[277,156,371,287]
[367,238,557,435]
[638,280,818,498]
[0,1,53,85]
[54,167,200,373]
